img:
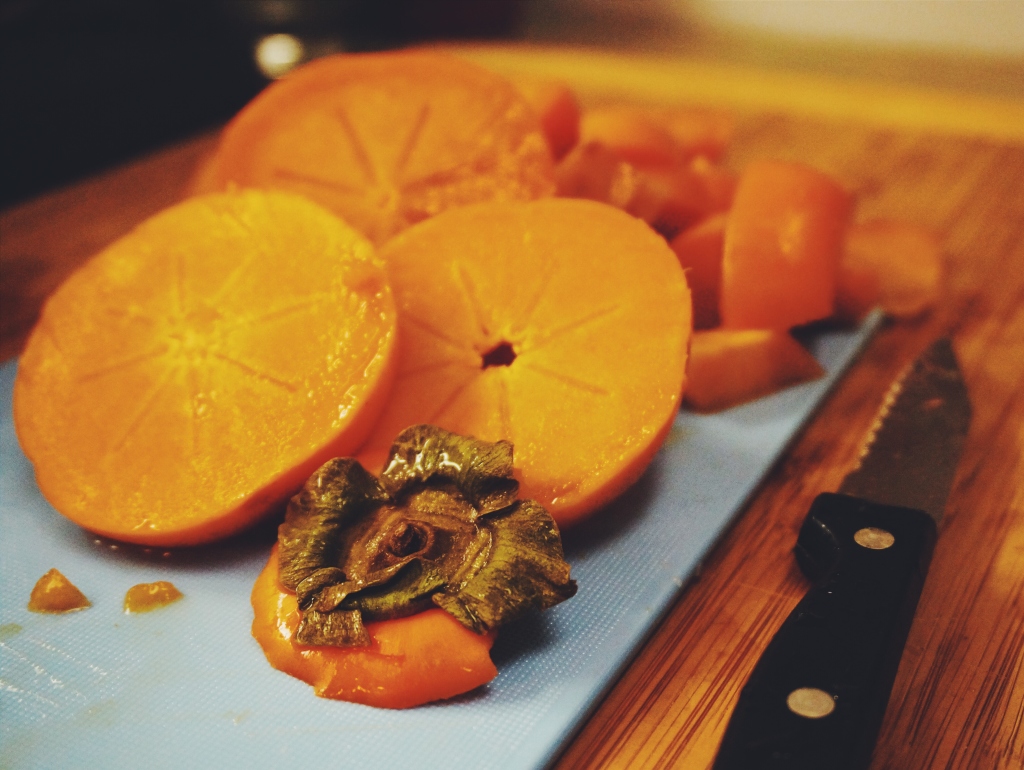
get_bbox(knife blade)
[712,338,971,770]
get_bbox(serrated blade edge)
[838,338,971,521]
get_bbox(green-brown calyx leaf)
[278,425,577,647]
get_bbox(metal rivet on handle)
[787,687,836,718]
[854,527,896,550]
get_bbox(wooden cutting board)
[1,44,1022,770]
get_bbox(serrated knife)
[712,337,971,770]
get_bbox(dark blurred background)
[0,0,530,209]
[4,0,1022,210]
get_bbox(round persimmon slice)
[251,546,497,709]
[13,190,398,546]
[362,198,691,527]
[211,51,555,245]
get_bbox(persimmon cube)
[721,160,852,330]
[835,261,882,321]
[626,162,718,237]
[656,106,735,162]
[670,213,727,329]
[515,77,581,161]
[689,155,738,212]
[555,143,636,209]
[556,145,733,238]
[684,329,825,412]
[839,219,941,319]
[579,107,679,166]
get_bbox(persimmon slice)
[361,198,691,527]
[211,51,555,245]
[251,547,497,709]
[13,190,397,546]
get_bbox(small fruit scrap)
[123,581,184,613]
[252,425,576,707]
[27,568,91,613]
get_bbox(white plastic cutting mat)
[0,318,876,769]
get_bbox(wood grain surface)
[2,46,1022,770]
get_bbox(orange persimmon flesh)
[721,159,852,330]
[13,190,397,546]
[210,51,555,245]
[838,219,942,320]
[684,329,824,412]
[251,547,497,709]
[360,198,691,527]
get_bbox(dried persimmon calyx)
[277,424,577,647]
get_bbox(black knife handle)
[712,492,937,770]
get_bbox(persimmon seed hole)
[481,341,516,368]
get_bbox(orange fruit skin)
[721,160,852,330]
[211,51,555,245]
[251,547,497,709]
[362,198,691,527]
[14,190,397,546]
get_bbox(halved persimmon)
[13,190,397,546]
[359,198,691,527]
[210,51,555,245]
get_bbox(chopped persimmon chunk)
[579,107,680,166]
[514,76,581,161]
[838,219,942,320]
[721,160,852,330]
[684,329,824,412]
[670,213,727,329]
